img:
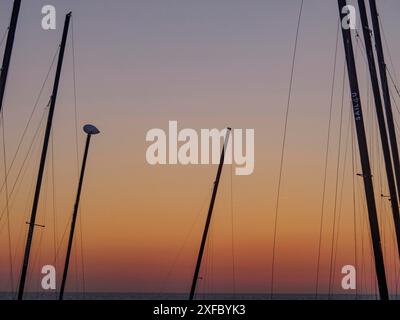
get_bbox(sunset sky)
[0,0,400,296]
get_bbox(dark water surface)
[0,292,396,300]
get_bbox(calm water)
[0,292,396,300]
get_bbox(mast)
[0,0,21,113]
[369,0,400,205]
[189,128,231,301]
[337,0,388,300]
[59,124,100,300]
[17,12,71,300]
[358,0,400,257]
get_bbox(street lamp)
[59,124,100,300]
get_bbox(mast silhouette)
[358,0,400,257]
[369,0,400,207]
[0,0,21,114]
[189,128,231,300]
[337,0,388,300]
[59,124,100,300]
[17,12,71,300]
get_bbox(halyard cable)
[270,0,303,299]
[0,48,59,197]
[230,161,236,296]
[1,109,14,293]
[71,15,86,298]
[327,63,346,298]
[315,19,340,298]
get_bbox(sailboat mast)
[358,0,400,257]
[369,0,400,205]
[337,0,388,300]
[17,12,71,300]
[0,0,21,113]
[189,128,231,301]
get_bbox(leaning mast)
[357,0,400,257]
[189,128,231,300]
[17,12,72,300]
[337,0,388,300]
[0,0,21,114]
[369,0,400,207]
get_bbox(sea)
[0,292,397,300]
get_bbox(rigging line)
[205,209,216,298]
[0,110,47,224]
[351,107,358,299]
[51,131,57,298]
[360,186,368,294]
[1,110,14,293]
[202,204,214,299]
[356,176,367,295]
[27,168,50,293]
[35,164,51,294]
[380,125,400,296]
[230,162,236,296]
[71,16,86,297]
[71,16,79,173]
[200,232,212,300]
[160,186,212,293]
[356,148,377,298]
[375,109,387,262]
[3,166,32,295]
[0,28,7,48]
[9,125,42,294]
[207,221,214,296]
[358,185,367,294]
[328,61,346,298]
[389,88,400,123]
[378,15,399,87]
[386,68,400,100]
[55,213,73,259]
[5,114,44,231]
[331,107,352,296]
[0,113,46,295]
[354,32,369,67]
[270,0,303,298]
[7,116,42,246]
[353,140,364,296]
[315,19,340,298]
[366,210,377,298]
[197,222,210,300]
[377,135,389,275]
[363,51,378,300]
[0,47,59,197]
[73,227,79,294]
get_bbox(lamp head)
[83,124,100,135]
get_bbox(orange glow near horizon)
[0,0,399,296]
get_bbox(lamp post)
[59,124,100,300]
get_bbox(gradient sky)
[0,0,400,296]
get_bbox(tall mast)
[358,0,400,257]
[189,128,231,301]
[0,0,21,113]
[369,0,400,205]
[17,12,71,300]
[59,124,100,300]
[337,0,388,300]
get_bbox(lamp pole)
[59,124,100,300]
